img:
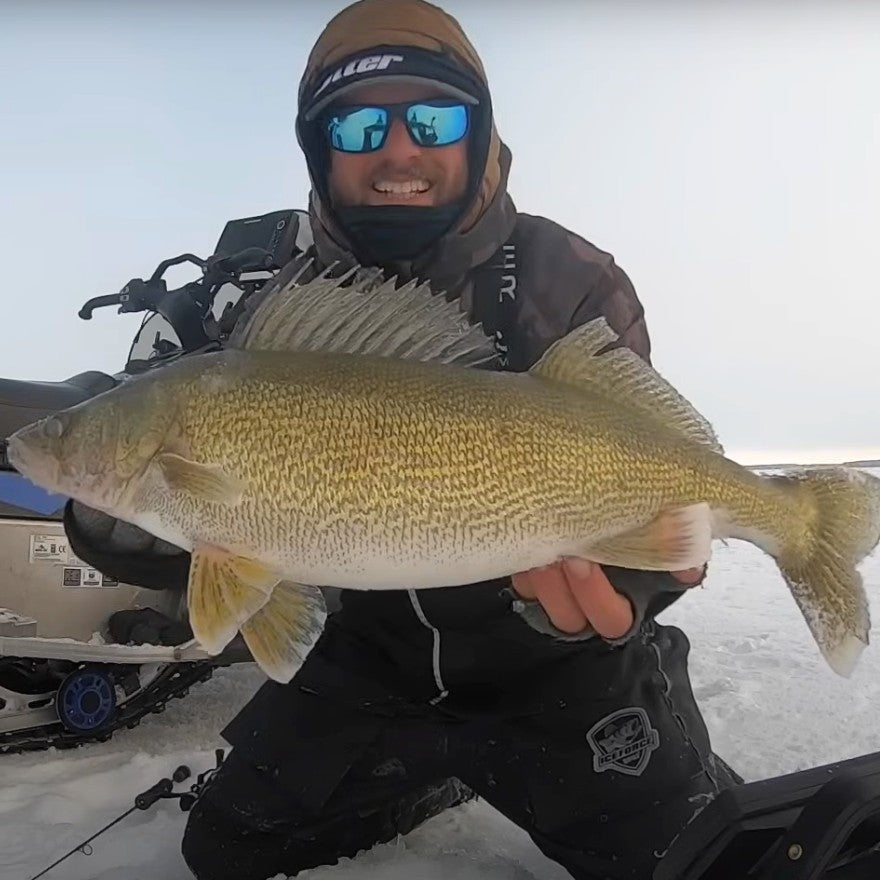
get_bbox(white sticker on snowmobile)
[62,567,82,587]
[29,534,69,564]
[61,566,119,588]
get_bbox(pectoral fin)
[583,504,713,571]
[240,582,327,683]
[187,544,279,654]
[157,453,245,506]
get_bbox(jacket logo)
[498,243,516,304]
[586,707,660,777]
[314,54,405,98]
[493,243,516,368]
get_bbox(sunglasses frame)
[322,98,471,154]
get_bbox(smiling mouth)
[372,179,432,201]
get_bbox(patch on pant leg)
[586,707,660,777]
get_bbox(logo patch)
[586,707,660,777]
[314,54,405,98]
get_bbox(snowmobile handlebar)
[78,294,126,319]
[76,209,302,358]
[78,246,275,321]
[77,245,279,352]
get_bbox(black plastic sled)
[656,749,880,880]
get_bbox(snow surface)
[3,472,880,880]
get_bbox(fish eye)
[44,416,65,440]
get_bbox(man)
[66,2,741,878]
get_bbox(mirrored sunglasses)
[323,99,470,153]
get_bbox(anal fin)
[187,544,279,654]
[240,582,327,683]
[583,503,713,571]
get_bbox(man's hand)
[511,558,704,639]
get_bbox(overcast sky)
[1,0,878,465]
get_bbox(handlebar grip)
[78,294,124,320]
[135,778,172,810]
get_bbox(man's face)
[325,81,470,209]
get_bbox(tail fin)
[773,468,880,677]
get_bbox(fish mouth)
[6,429,62,494]
[7,432,33,473]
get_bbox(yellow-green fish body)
[9,269,880,683]
[129,348,763,587]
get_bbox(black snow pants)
[181,590,741,880]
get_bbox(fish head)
[7,376,177,514]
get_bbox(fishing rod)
[27,750,225,880]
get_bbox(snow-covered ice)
[3,474,880,880]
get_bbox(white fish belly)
[267,530,572,590]
[130,500,579,591]
[128,510,195,554]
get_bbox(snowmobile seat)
[655,749,880,879]
[0,371,117,439]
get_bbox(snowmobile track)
[0,661,215,755]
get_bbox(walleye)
[8,268,880,683]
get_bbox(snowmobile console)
[655,749,880,879]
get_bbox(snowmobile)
[656,747,880,879]
[2,209,879,879]
[0,208,308,754]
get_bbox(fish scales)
[126,349,790,591]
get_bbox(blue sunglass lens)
[325,102,469,153]
[406,103,469,147]
[327,107,390,153]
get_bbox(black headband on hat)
[301,45,481,121]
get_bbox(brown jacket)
[287,0,651,372]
